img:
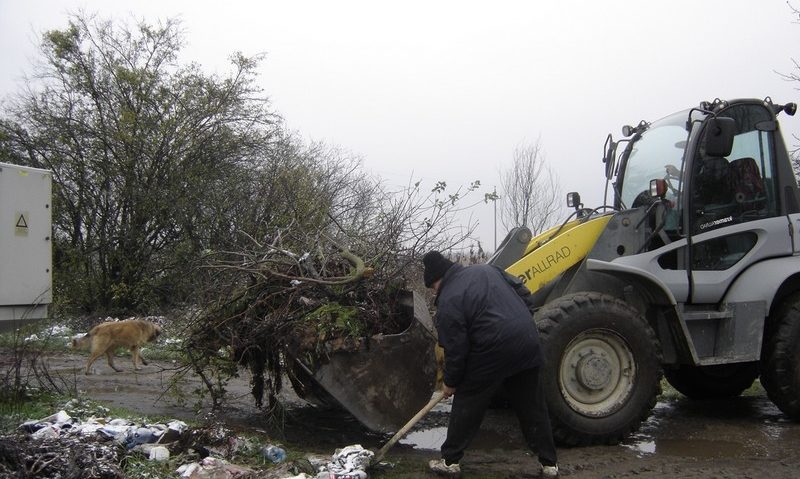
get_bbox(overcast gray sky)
[2,0,799,249]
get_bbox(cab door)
[687,102,790,304]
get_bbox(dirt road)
[37,352,800,478]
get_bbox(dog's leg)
[131,346,142,370]
[106,351,123,372]
[138,346,148,366]
[85,351,102,375]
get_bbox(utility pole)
[493,186,498,251]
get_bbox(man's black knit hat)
[423,251,455,288]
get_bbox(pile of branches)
[180,231,418,411]
[175,175,488,412]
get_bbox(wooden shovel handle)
[373,391,446,464]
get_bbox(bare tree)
[500,140,563,235]
[781,3,800,177]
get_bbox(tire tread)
[535,292,662,446]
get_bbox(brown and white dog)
[72,319,162,374]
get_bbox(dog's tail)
[71,333,92,350]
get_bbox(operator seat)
[696,156,733,205]
[729,157,765,210]
[693,155,735,231]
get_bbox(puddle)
[622,397,798,459]
[623,437,758,458]
[624,439,656,455]
[399,405,531,451]
[400,426,447,450]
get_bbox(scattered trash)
[315,473,368,479]
[127,426,155,447]
[19,409,75,433]
[262,444,287,463]
[14,406,313,478]
[31,424,61,439]
[226,435,259,456]
[305,454,330,470]
[18,407,190,450]
[176,456,256,478]
[161,419,189,443]
[149,445,171,461]
[314,445,373,479]
[316,472,369,479]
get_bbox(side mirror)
[704,117,736,157]
[603,134,617,180]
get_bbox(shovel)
[371,390,446,464]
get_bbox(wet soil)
[31,352,800,478]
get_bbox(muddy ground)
[23,352,800,478]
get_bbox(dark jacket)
[434,263,543,393]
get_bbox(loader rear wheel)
[664,362,759,399]
[535,292,662,446]
[760,293,800,420]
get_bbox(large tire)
[664,362,759,399]
[761,293,800,420]
[534,292,663,446]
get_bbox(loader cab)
[613,99,797,243]
[688,102,785,235]
[610,98,799,302]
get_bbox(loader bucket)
[295,290,438,433]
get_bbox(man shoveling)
[422,251,559,478]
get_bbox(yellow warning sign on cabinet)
[15,211,29,236]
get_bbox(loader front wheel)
[760,293,800,420]
[535,292,662,446]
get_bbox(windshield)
[618,110,691,208]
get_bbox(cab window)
[692,104,778,234]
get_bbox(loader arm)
[505,215,613,294]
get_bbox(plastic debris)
[261,444,287,463]
[315,472,367,479]
[126,426,155,448]
[176,457,255,478]
[315,444,373,479]
[17,409,188,448]
[42,410,72,424]
[31,425,61,439]
[305,454,329,470]
[149,445,171,461]
[167,420,189,434]
[20,410,75,433]
[98,422,135,439]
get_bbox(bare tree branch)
[500,139,564,235]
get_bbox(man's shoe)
[429,458,461,477]
[542,464,559,477]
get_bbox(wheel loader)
[299,97,800,447]
[487,97,800,445]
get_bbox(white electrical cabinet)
[0,162,52,330]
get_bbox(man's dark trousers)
[441,366,558,466]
